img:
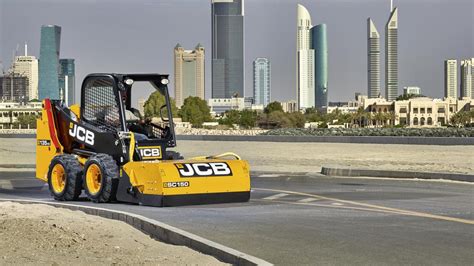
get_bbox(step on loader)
[36,73,250,206]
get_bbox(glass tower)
[39,25,61,100]
[367,18,381,99]
[385,8,398,101]
[58,59,75,105]
[211,0,244,98]
[253,58,271,106]
[311,24,328,109]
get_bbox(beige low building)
[362,97,473,127]
[0,102,42,129]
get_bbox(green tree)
[450,111,473,127]
[264,101,283,114]
[395,94,425,101]
[144,91,178,119]
[179,96,212,127]
[287,111,305,128]
[239,109,257,129]
[268,111,292,128]
[17,114,37,129]
[220,110,241,127]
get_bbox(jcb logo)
[175,162,232,177]
[138,146,162,159]
[69,124,95,146]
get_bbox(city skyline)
[1,0,472,104]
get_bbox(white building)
[0,101,42,128]
[296,4,315,109]
[403,86,421,95]
[461,58,474,99]
[208,97,254,116]
[445,59,458,99]
[12,49,39,101]
[281,100,298,113]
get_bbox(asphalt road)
[0,173,473,265]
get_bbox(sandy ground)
[0,202,226,265]
[0,138,473,174]
[176,140,474,175]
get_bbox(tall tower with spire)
[296,4,315,109]
[385,6,398,101]
[367,18,381,98]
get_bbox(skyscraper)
[253,58,271,106]
[296,4,315,109]
[311,24,328,109]
[58,59,75,105]
[460,58,473,99]
[174,43,205,107]
[444,59,458,98]
[39,25,61,100]
[367,18,381,99]
[385,7,398,101]
[211,0,244,98]
[0,76,29,102]
[12,44,39,101]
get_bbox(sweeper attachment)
[36,73,250,206]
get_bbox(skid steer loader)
[36,73,250,206]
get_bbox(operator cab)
[79,73,176,162]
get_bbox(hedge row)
[262,128,474,137]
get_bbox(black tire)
[166,151,184,160]
[47,155,83,201]
[83,153,119,203]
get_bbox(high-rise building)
[444,59,458,98]
[385,7,398,101]
[311,24,328,109]
[39,25,61,100]
[12,44,39,100]
[211,0,244,98]
[58,59,75,105]
[296,4,315,110]
[174,43,205,107]
[367,18,381,99]
[0,75,29,102]
[460,58,473,99]
[253,58,271,106]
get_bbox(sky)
[0,0,473,105]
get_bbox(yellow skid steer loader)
[36,73,250,206]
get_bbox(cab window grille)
[83,79,121,132]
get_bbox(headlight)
[124,79,134,86]
[161,78,169,85]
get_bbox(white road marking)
[331,202,344,206]
[259,174,281,178]
[298,198,319,203]
[263,193,289,200]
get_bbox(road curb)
[0,199,272,266]
[321,167,474,183]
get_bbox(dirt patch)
[0,202,227,265]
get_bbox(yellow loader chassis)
[116,160,251,207]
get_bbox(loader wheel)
[84,154,118,203]
[47,155,83,201]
